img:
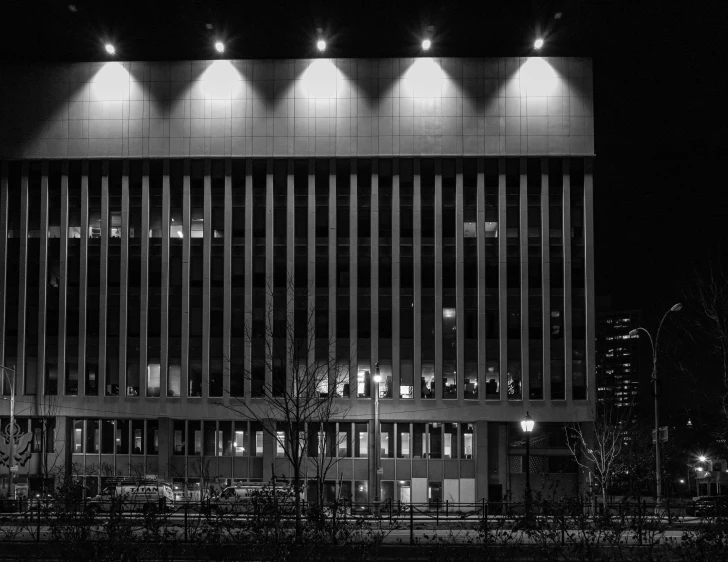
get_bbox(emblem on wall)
[0,422,32,468]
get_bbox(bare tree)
[566,402,632,512]
[220,278,351,537]
[687,264,728,421]
[32,392,64,489]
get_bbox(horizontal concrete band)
[0,57,594,159]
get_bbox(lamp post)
[629,302,682,507]
[521,412,535,519]
[373,362,381,515]
[1,366,16,499]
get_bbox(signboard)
[377,468,383,475]
[652,426,668,444]
[10,465,18,473]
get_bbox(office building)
[0,56,595,504]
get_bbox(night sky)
[1,0,727,422]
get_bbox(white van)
[88,480,174,513]
[213,483,294,514]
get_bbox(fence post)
[410,503,414,545]
[184,504,188,542]
[36,499,41,542]
[484,502,488,547]
[436,498,440,525]
[446,499,449,519]
[638,499,643,546]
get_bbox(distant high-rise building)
[596,310,641,412]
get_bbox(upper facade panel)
[0,57,593,159]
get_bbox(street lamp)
[521,412,535,518]
[1,366,16,499]
[629,302,682,507]
[373,362,382,515]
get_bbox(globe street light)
[521,412,535,518]
[629,302,682,507]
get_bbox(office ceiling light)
[105,43,115,55]
[215,41,225,53]
[317,39,326,52]
[534,38,544,50]
[422,38,432,51]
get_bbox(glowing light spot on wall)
[404,58,445,98]
[519,57,558,97]
[202,60,240,99]
[91,62,130,101]
[301,59,339,98]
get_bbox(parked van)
[87,480,174,513]
[213,483,294,514]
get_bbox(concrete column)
[349,159,357,403]
[181,160,190,397]
[77,161,88,398]
[119,162,129,398]
[17,163,28,395]
[160,159,170,402]
[202,159,211,399]
[455,159,464,402]
[99,161,109,397]
[541,158,551,400]
[563,158,573,400]
[58,162,69,396]
[391,160,400,405]
[584,158,596,406]
[412,159,422,403]
[476,420,488,500]
[140,160,150,398]
[434,159,442,403]
[37,163,50,397]
[0,163,7,380]
[243,160,253,399]
[520,158,529,402]
[265,159,273,394]
[497,158,506,401]
[222,159,232,405]
[371,159,379,396]
[477,159,487,401]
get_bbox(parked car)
[691,496,728,517]
[87,480,174,514]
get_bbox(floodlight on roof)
[105,43,115,55]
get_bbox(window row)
[70,419,475,460]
